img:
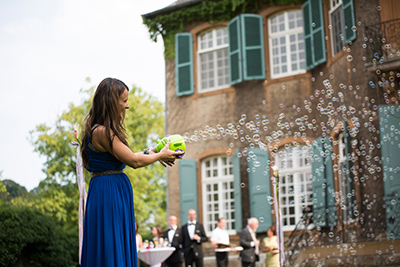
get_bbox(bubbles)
[267,196,275,205]
[346,55,353,62]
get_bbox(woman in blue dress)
[80,78,182,266]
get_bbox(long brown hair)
[81,78,129,168]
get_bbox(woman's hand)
[155,141,184,167]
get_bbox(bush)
[0,206,78,267]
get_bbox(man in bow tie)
[180,209,208,267]
[240,218,260,267]
[163,215,182,267]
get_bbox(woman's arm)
[92,126,182,169]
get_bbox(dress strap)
[89,124,103,153]
[91,124,101,131]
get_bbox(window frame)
[329,0,345,56]
[197,27,230,93]
[268,9,306,79]
[275,145,313,231]
[337,131,356,224]
[201,155,236,236]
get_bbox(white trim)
[275,145,313,231]
[201,155,236,236]
[197,28,229,93]
[329,0,344,56]
[268,10,306,79]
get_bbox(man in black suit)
[163,215,182,267]
[240,217,260,267]
[180,209,208,267]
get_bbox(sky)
[0,0,176,190]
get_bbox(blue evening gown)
[81,135,138,267]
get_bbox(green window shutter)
[379,105,400,239]
[175,33,194,96]
[248,148,272,233]
[302,1,313,69]
[228,16,243,85]
[240,14,266,80]
[302,0,326,70]
[342,0,356,43]
[179,159,198,221]
[311,137,336,227]
[233,149,243,232]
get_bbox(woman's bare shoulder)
[91,125,109,151]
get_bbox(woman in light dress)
[262,226,280,267]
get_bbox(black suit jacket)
[240,227,257,263]
[180,222,208,258]
[163,227,182,263]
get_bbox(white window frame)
[197,28,229,93]
[201,155,236,236]
[329,0,345,56]
[268,9,306,79]
[276,145,313,231]
[338,132,356,223]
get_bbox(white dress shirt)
[188,220,196,240]
[210,227,230,246]
[168,224,178,243]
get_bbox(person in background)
[152,225,164,246]
[163,215,182,267]
[181,209,208,267]
[210,218,230,267]
[262,226,279,267]
[239,218,260,267]
[136,221,143,251]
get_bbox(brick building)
[143,0,400,265]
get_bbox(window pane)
[202,155,235,233]
[269,10,305,78]
[277,145,312,230]
[198,28,229,92]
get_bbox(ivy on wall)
[142,0,303,60]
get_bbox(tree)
[1,179,28,201]
[0,171,9,206]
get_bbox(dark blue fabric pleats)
[81,174,137,267]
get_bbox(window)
[202,156,236,235]
[198,28,229,92]
[269,10,306,78]
[338,132,356,222]
[276,145,313,231]
[329,0,345,56]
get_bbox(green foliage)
[142,0,303,60]
[0,206,78,267]
[124,86,168,233]
[1,179,27,201]
[0,180,8,206]
[28,81,168,237]
[0,81,168,266]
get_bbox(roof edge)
[142,0,203,19]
